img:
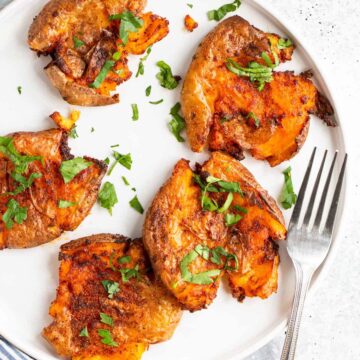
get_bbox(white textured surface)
[0,0,359,359]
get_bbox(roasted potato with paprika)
[43,234,182,359]
[181,16,335,166]
[143,152,287,311]
[28,0,169,106]
[0,128,107,249]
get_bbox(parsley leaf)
[6,172,42,196]
[149,99,163,105]
[208,0,241,21]
[60,158,92,184]
[278,38,293,49]
[101,280,120,299]
[79,326,89,337]
[261,51,279,69]
[17,86,22,95]
[108,152,132,175]
[120,264,140,282]
[132,104,139,121]
[233,205,248,213]
[98,329,118,347]
[225,213,242,226]
[109,11,144,45]
[156,61,180,90]
[69,125,78,139]
[129,195,144,214]
[187,3,193,8]
[100,313,114,327]
[73,36,84,49]
[136,47,152,77]
[280,166,297,209]
[226,58,273,91]
[217,192,233,213]
[169,103,186,142]
[98,182,118,215]
[58,200,77,208]
[2,199,27,229]
[210,246,239,271]
[247,112,260,128]
[145,85,152,97]
[89,60,115,89]
[122,176,130,186]
[118,255,131,264]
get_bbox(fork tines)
[289,147,347,236]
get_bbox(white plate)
[0,0,347,359]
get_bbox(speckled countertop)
[0,0,359,359]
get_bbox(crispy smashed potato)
[43,234,182,359]
[0,129,106,249]
[184,15,198,32]
[181,16,335,166]
[143,152,287,311]
[50,110,80,131]
[28,0,169,106]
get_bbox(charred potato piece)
[43,234,182,359]
[0,129,106,249]
[28,0,169,106]
[181,16,335,166]
[143,152,287,311]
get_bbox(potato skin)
[181,16,335,166]
[143,152,287,311]
[0,129,107,249]
[43,234,182,359]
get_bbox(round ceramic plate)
[0,0,347,359]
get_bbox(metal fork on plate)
[280,148,347,360]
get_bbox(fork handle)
[281,261,314,360]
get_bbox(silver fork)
[280,148,347,360]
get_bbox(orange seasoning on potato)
[184,15,198,32]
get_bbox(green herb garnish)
[98,182,118,215]
[169,103,186,142]
[118,255,131,264]
[73,36,84,49]
[225,213,242,226]
[60,158,92,184]
[120,264,140,282]
[6,172,42,196]
[247,112,260,128]
[58,200,77,208]
[2,199,27,229]
[261,51,279,69]
[69,125,78,139]
[112,51,121,61]
[109,11,144,45]
[132,104,139,121]
[156,61,180,90]
[17,86,22,95]
[98,329,118,347]
[278,38,293,49]
[280,166,297,209]
[149,99,163,105]
[129,195,144,214]
[187,3,193,8]
[101,280,120,299]
[108,152,132,175]
[136,47,152,77]
[233,205,248,213]
[100,313,114,327]
[79,326,89,337]
[208,0,241,21]
[122,176,130,186]
[145,85,152,97]
[89,60,115,89]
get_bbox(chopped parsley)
[98,329,118,347]
[118,255,131,264]
[2,199,28,229]
[247,112,260,128]
[69,125,78,139]
[112,51,121,61]
[89,60,115,89]
[261,51,279,69]
[145,85,152,97]
[6,172,42,196]
[225,213,242,226]
[278,38,293,49]
[187,3,193,8]
[149,99,163,105]
[17,86,22,95]
[120,264,140,282]
[111,144,119,148]
[121,176,130,186]
[91,127,95,133]
[233,205,248,213]
[129,195,144,214]
[60,158,92,184]
[98,182,118,215]
[79,326,89,337]
[58,200,77,208]
[108,152,132,175]
[132,104,139,121]
[109,11,144,45]
[73,36,84,49]
[208,0,241,21]
[226,58,273,91]
[169,103,186,142]
[100,313,114,327]
[156,61,180,90]
[280,166,297,209]
[101,280,120,299]
[136,47,152,77]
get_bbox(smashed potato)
[28,0,169,106]
[43,234,182,359]
[143,152,287,311]
[181,16,335,166]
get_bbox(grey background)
[0,0,359,359]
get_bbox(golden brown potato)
[43,234,182,359]
[181,16,335,166]
[143,152,287,311]
[0,129,107,249]
[28,0,169,106]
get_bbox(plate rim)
[0,0,349,359]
